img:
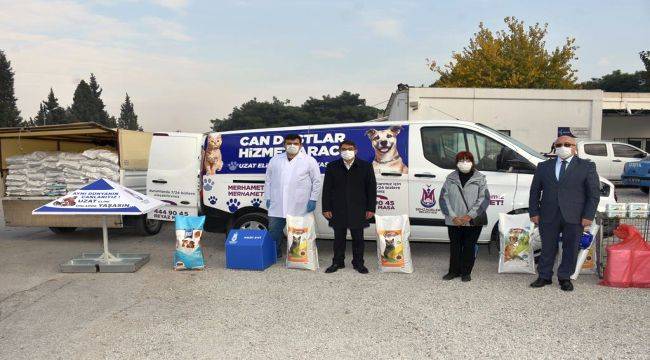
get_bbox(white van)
[147,120,617,244]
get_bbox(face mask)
[555,146,573,160]
[457,161,472,173]
[285,144,300,155]
[341,150,355,161]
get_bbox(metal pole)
[102,215,109,258]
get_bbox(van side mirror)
[506,159,536,174]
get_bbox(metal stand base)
[60,252,150,273]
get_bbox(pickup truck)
[0,122,163,235]
[622,159,650,194]
[577,140,647,182]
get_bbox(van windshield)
[476,123,546,161]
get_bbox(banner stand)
[59,216,151,273]
[32,179,163,273]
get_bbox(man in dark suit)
[322,140,377,274]
[529,135,600,291]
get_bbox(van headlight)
[600,181,611,197]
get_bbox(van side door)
[147,133,203,221]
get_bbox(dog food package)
[285,213,319,271]
[173,215,206,270]
[375,215,413,273]
[498,213,536,274]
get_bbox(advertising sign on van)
[203,125,409,175]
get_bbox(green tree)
[580,51,650,92]
[211,91,379,131]
[0,50,22,127]
[67,75,112,125]
[67,80,97,123]
[430,17,578,89]
[118,93,142,130]
[34,88,66,125]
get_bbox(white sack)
[375,214,413,273]
[285,213,319,271]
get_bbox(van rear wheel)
[232,213,268,231]
[641,186,649,194]
[136,216,163,236]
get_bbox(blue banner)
[203,125,409,174]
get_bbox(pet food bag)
[286,213,319,271]
[173,215,206,270]
[375,215,413,273]
[498,213,536,274]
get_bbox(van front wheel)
[232,213,268,231]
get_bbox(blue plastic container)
[225,229,276,271]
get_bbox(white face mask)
[457,161,473,173]
[555,146,573,160]
[341,150,355,161]
[285,144,300,155]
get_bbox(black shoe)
[442,273,459,280]
[461,275,471,282]
[354,264,369,274]
[325,264,344,273]
[530,278,552,288]
[559,279,574,292]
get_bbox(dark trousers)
[447,226,481,276]
[538,211,581,280]
[333,227,365,267]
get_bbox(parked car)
[147,120,617,245]
[622,159,650,194]
[577,140,648,182]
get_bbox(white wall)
[387,87,604,153]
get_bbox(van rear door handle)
[180,201,190,205]
[612,160,622,162]
[414,173,436,178]
[381,173,402,177]
[152,179,167,184]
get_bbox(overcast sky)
[2,0,649,132]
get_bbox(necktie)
[559,160,567,180]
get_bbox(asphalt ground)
[0,187,648,359]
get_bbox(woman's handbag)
[456,184,488,226]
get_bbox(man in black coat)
[529,135,600,291]
[322,140,377,274]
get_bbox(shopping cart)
[596,214,650,278]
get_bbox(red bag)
[600,224,650,288]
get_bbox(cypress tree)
[118,93,142,130]
[0,50,22,127]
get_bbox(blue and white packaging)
[173,215,206,270]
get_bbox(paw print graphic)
[227,198,241,212]
[227,161,238,171]
[208,195,218,205]
[203,178,214,191]
[250,198,262,208]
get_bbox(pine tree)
[34,88,66,125]
[0,50,22,127]
[68,80,97,123]
[118,93,142,130]
[68,75,112,125]
[87,73,110,125]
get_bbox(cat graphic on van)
[204,133,223,174]
[365,126,408,174]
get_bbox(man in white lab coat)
[264,134,322,258]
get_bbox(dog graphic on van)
[365,126,408,174]
[204,133,223,174]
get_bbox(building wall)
[602,114,650,151]
[389,87,604,153]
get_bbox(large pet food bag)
[286,213,319,271]
[174,215,206,270]
[375,215,413,273]
[498,213,536,274]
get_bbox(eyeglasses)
[554,143,575,148]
